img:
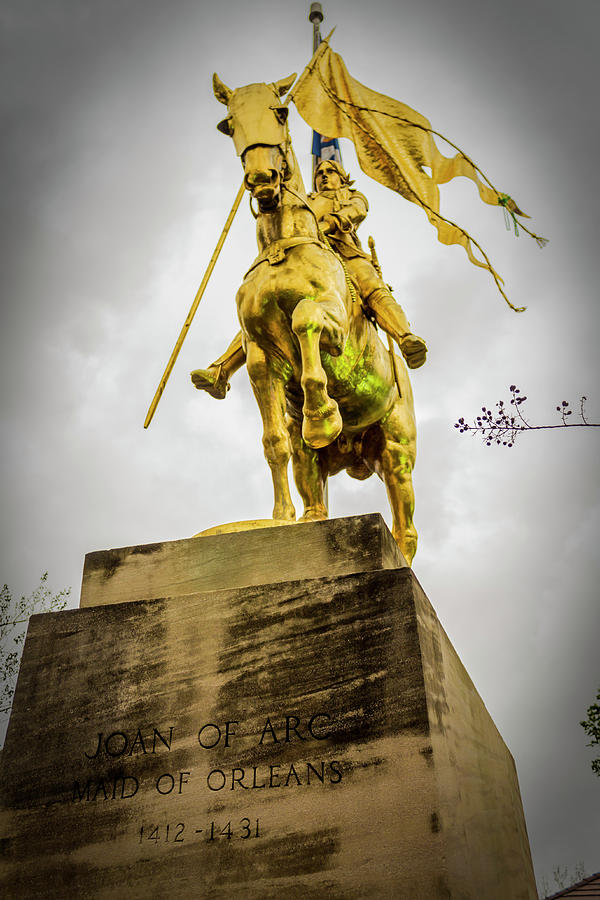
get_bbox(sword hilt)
[368,235,382,278]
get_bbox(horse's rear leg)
[288,416,328,521]
[292,298,343,450]
[385,475,418,565]
[246,342,295,521]
[379,405,418,565]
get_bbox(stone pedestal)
[79,513,407,607]
[0,515,537,899]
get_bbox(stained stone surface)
[0,517,537,898]
[79,513,406,608]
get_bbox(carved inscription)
[70,713,343,817]
[84,727,174,759]
[73,775,140,802]
[138,819,261,843]
[206,761,342,791]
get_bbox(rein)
[281,181,360,309]
[280,182,403,401]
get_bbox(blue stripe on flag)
[312,132,342,164]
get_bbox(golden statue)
[190,74,424,564]
[191,158,426,399]
[145,38,544,566]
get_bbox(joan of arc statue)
[191,159,427,399]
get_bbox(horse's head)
[213,73,297,210]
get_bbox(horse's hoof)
[298,506,328,522]
[393,530,417,566]
[302,405,343,449]
[272,506,296,522]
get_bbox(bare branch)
[454,387,599,447]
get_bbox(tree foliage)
[580,688,600,776]
[1,574,70,726]
[455,387,599,447]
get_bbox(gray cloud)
[1,0,599,886]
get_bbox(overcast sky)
[1,0,598,889]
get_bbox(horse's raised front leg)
[287,415,328,522]
[245,341,295,522]
[292,298,344,450]
[379,401,418,565]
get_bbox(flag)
[312,131,342,164]
[292,42,546,311]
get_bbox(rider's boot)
[366,288,428,370]
[191,331,246,399]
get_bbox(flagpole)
[309,3,322,53]
[285,27,334,108]
[309,3,324,184]
[308,3,331,513]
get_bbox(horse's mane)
[285,145,309,198]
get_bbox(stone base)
[79,513,406,608]
[0,515,537,899]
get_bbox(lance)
[144,179,246,429]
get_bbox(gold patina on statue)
[194,518,296,538]
[192,159,427,398]
[147,35,543,564]
[190,72,427,564]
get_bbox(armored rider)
[191,158,427,399]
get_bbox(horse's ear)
[213,73,232,105]
[216,117,233,136]
[273,106,289,125]
[273,73,297,97]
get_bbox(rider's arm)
[329,190,369,234]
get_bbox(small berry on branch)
[454,387,598,447]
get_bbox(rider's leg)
[191,331,246,399]
[347,259,428,370]
[367,288,428,370]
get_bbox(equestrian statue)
[144,41,543,565]
[191,73,427,565]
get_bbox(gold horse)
[212,73,418,563]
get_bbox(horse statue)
[212,72,419,564]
